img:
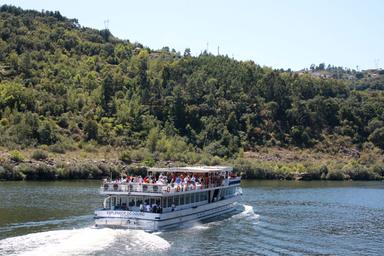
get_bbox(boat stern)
[94,210,158,231]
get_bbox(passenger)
[145,203,151,212]
[175,176,181,184]
[139,203,144,212]
[152,203,157,213]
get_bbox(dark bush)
[63,164,90,179]
[372,166,384,178]
[326,169,347,180]
[126,166,147,177]
[31,150,48,160]
[18,163,57,180]
[0,164,24,180]
[97,163,121,178]
[48,143,66,154]
[345,167,378,180]
[119,151,132,164]
[9,150,24,162]
[302,165,328,180]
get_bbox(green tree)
[368,127,384,149]
[84,120,99,141]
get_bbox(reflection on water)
[0,180,384,255]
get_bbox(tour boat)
[94,166,242,231]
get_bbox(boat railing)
[101,181,235,194]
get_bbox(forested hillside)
[1,5,384,165]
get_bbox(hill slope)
[1,5,384,166]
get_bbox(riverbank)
[0,147,383,181]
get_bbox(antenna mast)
[104,19,109,30]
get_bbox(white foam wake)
[188,204,259,231]
[0,227,170,256]
[232,204,260,220]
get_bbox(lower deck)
[94,195,239,231]
[101,186,238,214]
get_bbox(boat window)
[180,195,185,205]
[203,192,208,201]
[162,197,167,208]
[144,197,149,205]
[156,199,161,207]
[150,198,155,206]
[174,195,179,206]
[136,197,143,207]
[129,197,135,207]
[191,193,195,203]
[185,194,190,204]
[167,197,172,208]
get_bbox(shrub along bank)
[1,156,383,181]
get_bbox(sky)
[2,0,384,70]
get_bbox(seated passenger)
[145,203,151,212]
[152,203,157,213]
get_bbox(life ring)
[166,186,171,193]
[176,186,180,192]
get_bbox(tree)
[368,127,384,149]
[38,120,57,145]
[84,120,98,141]
[101,74,114,115]
[183,48,191,57]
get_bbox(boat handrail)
[100,181,237,194]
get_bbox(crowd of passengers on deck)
[105,173,227,187]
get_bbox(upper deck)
[100,165,240,195]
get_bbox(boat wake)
[0,227,170,256]
[188,204,259,231]
[233,204,260,220]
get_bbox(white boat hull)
[94,196,238,231]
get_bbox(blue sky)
[2,0,383,70]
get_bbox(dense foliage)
[1,5,384,161]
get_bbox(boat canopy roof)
[149,166,233,174]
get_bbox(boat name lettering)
[105,211,145,217]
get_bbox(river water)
[0,180,383,256]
